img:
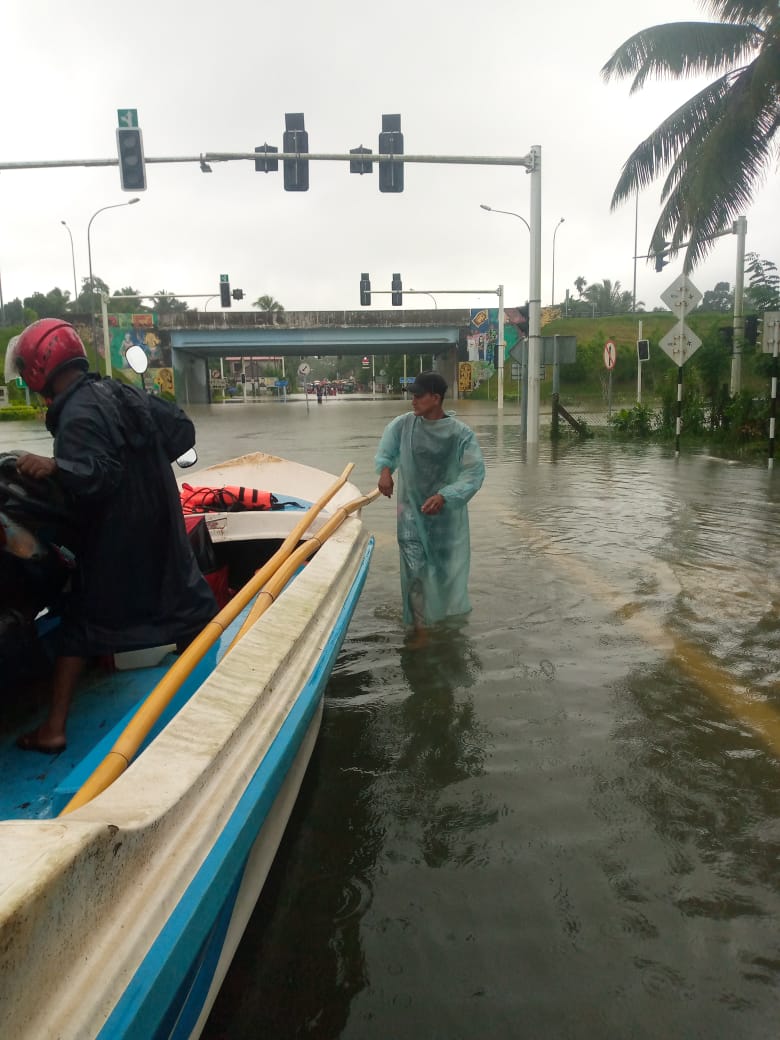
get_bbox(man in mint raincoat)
[375,371,485,635]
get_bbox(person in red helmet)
[4,319,217,753]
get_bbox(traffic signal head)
[283,113,309,191]
[378,114,404,193]
[116,127,147,192]
[654,240,670,273]
[220,277,231,308]
[391,273,403,306]
[255,144,279,173]
[350,146,373,175]
[744,315,758,345]
[360,273,371,306]
[231,289,245,302]
[512,305,529,335]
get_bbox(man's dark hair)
[410,371,447,400]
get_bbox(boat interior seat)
[52,596,257,816]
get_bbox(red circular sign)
[604,341,616,370]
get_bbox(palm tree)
[252,295,285,313]
[602,0,779,271]
[149,291,189,315]
[583,279,638,316]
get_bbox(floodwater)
[6,397,780,1039]
[195,397,780,1040]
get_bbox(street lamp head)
[480,204,492,211]
[129,197,140,205]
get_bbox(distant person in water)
[5,319,217,753]
[375,371,485,643]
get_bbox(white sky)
[2,0,777,316]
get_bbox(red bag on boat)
[180,484,277,514]
[183,515,232,608]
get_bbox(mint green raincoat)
[375,411,485,626]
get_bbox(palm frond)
[703,0,776,28]
[602,22,762,92]
[610,73,739,205]
[649,71,778,267]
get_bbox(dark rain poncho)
[45,374,216,656]
[375,411,485,626]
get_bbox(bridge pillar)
[434,348,459,402]
[173,350,210,405]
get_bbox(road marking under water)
[499,509,780,758]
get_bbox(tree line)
[0,280,285,326]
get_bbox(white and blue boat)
[0,451,375,1039]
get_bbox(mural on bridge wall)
[106,313,175,397]
[465,308,528,391]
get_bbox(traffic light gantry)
[359,273,403,307]
[251,114,404,193]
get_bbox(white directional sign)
[658,274,703,366]
[660,273,702,317]
[658,326,702,366]
[761,312,780,354]
[117,109,139,128]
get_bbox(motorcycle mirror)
[125,345,149,374]
[175,447,198,468]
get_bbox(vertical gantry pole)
[526,146,542,443]
[497,283,505,412]
[101,293,112,379]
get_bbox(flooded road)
[6,398,780,1038]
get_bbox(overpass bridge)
[158,308,471,403]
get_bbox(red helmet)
[4,319,88,393]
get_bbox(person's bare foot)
[406,627,430,650]
[16,728,66,754]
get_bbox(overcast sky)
[2,0,776,318]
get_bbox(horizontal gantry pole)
[0,151,534,172]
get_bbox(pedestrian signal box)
[637,339,650,362]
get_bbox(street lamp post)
[87,198,140,370]
[408,289,438,308]
[551,217,565,306]
[480,203,530,233]
[60,221,78,311]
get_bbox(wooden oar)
[59,463,361,816]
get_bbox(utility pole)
[730,216,747,395]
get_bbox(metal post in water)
[526,146,542,443]
[767,314,780,470]
[637,319,643,404]
[520,341,528,439]
[497,283,505,411]
[676,366,683,457]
